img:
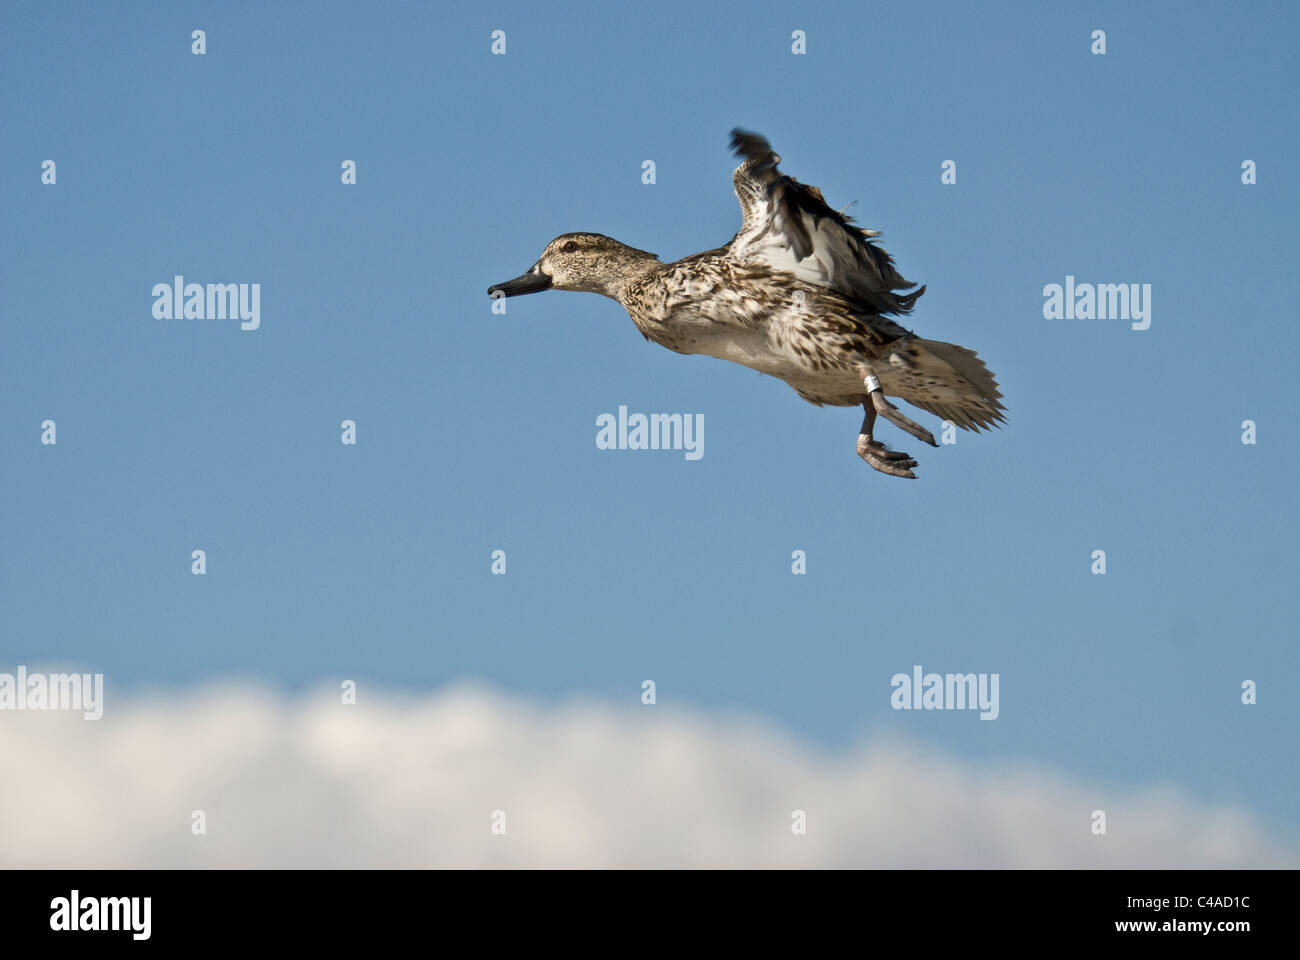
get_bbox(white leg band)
[864,374,881,393]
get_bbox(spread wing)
[726,129,924,317]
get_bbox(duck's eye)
[562,241,579,253]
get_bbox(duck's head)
[488,233,659,301]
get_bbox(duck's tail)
[897,339,1007,432]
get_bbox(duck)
[488,129,1005,478]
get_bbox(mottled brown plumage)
[488,130,1006,478]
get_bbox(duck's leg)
[858,366,939,448]
[857,401,919,479]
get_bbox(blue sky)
[3,0,1297,841]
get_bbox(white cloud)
[0,683,1290,868]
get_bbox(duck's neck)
[605,248,662,302]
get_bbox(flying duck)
[488,129,1005,478]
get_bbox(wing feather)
[726,129,924,316]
